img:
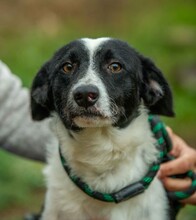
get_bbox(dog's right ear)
[139,55,175,117]
[31,62,53,121]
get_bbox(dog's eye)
[63,62,74,73]
[108,62,122,73]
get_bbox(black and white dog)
[31,38,175,220]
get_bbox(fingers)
[166,127,196,157]
[158,156,193,178]
[162,127,196,205]
[160,127,196,178]
[162,177,196,205]
[166,127,187,157]
[161,177,192,191]
[166,127,174,139]
[181,193,196,205]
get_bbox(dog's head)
[31,38,174,130]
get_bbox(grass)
[0,0,195,219]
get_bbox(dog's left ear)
[31,62,54,121]
[139,55,175,116]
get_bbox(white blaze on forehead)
[82,37,110,59]
[76,37,110,86]
[78,37,110,84]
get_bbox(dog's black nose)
[73,85,99,108]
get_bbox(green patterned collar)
[59,115,196,202]
[59,115,172,203]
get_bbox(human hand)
[158,127,196,205]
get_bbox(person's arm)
[158,127,196,205]
[0,61,57,162]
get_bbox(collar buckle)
[113,182,145,203]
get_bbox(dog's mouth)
[70,109,112,128]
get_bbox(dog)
[31,38,175,220]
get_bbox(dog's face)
[31,38,174,130]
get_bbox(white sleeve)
[0,61,57,162]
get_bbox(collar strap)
[59,115,167,203]
[59,147,162,203]
[59,115,196,202]
[148,115,196,201]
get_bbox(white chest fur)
[42,111,169,220]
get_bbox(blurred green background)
[0,0,195,219]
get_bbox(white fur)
[41,109,169,220]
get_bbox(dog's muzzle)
[70,85,113,127]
